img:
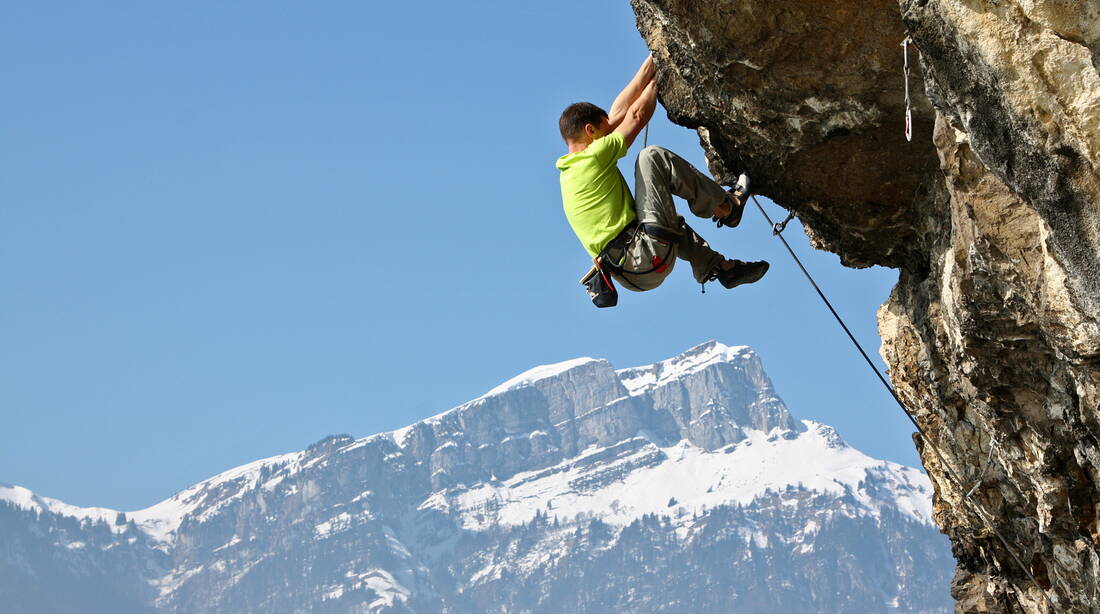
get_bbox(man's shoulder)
[559,139,625,172]
[599,132,625,146]
[592,133,627,163]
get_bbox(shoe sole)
[720,262,769,289]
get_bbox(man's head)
[559,102,610,147]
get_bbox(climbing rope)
[902,38,913,142]
[750,195,907,422]
[751,195,1058,609]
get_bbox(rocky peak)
[618,340,800,447]
[388,342,798,491]
[631,1,1100,611]
[616,340,753,395]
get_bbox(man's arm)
[608,54,655,130]
[613,79,657,148]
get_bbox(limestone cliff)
[631,0,1100,612]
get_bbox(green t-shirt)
[556,132,635,257]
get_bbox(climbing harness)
[582,219,680,301]
[902,38,913,142]
[752,195,1058,609]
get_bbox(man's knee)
[636,146,674,180]
[638,145,669,165]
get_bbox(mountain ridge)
[0,340,952,613]
[0,341,805,531]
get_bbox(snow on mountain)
[617,340,754,395]
[484,357,602,396]
[126,450,306,544]
[1,340,926,545]
[0,450,306,548]
[0,482,122,530]
[386,356,607,449]
[425,420,932,532]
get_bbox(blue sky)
[1,2,915,511]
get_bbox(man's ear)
[583,123,599,139]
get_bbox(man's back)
[557,132,635,257]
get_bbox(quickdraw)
[772,210,795,235]
[902,37,913,142]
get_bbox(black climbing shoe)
[714,173,751,228]
[710,259,769,289]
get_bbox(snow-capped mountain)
[0,341,953,613]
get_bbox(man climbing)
[557,54,768,302]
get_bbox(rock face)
[631,1,1100,611]
[0,342,953,613]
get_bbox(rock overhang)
[633,0,943,270]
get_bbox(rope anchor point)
[772,210,795,235]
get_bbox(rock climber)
[557,54,768,306]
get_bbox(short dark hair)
[559,102,608,141]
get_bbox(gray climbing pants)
[609,146,728,291]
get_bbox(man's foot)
[710,259,769,289]
[713,173,751,228]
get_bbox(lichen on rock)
[631,0,1100,612]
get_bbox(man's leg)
[676,222,725,283]
[633,145,729,283]
[634,145,731,223]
